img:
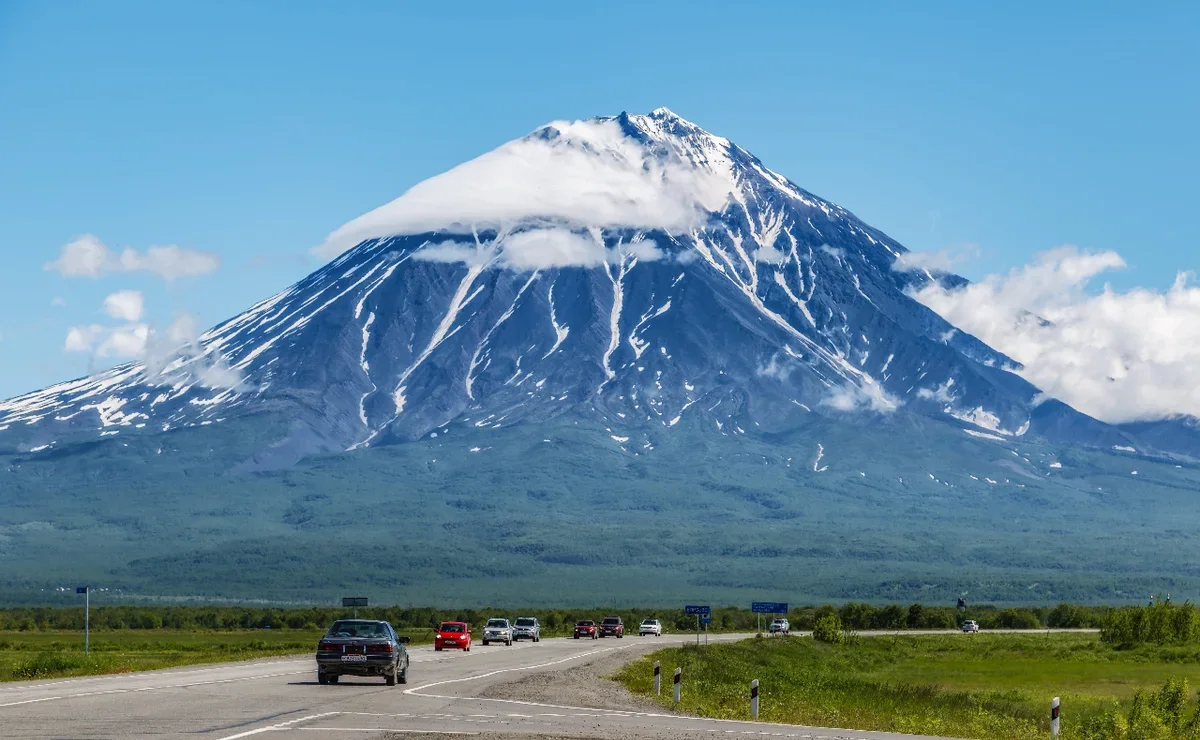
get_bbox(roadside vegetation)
[618,606,1200,740]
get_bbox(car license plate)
[341,655,367,662]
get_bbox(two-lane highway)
[1,634,957,739]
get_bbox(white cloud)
[315,117,734,259]
[893,244,980,273]
[50,296,66,308]
[102,290,144,322]
[412,229,666,272]
[819,245,845,259]
[821,381,901,413]
[45,235,220,280]
[64,324,107,353]
[754,245,787,264]
[499,229,606,271]
[97,324,150,358]
[910,246,1200,423]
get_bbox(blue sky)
[0,1,1196,399]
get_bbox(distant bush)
[1048,602,1091,628]
[1101,602,1200,647]
[813,615,844,644]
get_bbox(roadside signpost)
[685,605,711,645]
[751,678,760,718]
[76,586,90,655]
[1051,697,1060,736]
[654,661,661,695]
[751,601,788,635]
[342,597,368,618]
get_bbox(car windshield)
[577,621,594,626]
[642,619,656,625]
[515,618,536,627]
[602,618,620,624]
[326,620,388,638]
[439,623,465,633]
[486,619,508,628]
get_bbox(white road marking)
[216,711,340,739]
[0,669,308,709]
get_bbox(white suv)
[482,618,514,646]
[639,619,663,636]
[962,620,980,633]
[768,618,790,635]
[513,617,541,642]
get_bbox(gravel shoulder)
[475,638,670,713]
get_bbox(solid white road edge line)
[216,712,341,740]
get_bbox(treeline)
[0,602,1109,633]
[1101,601,1200,647]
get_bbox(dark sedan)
[316,619,410,686]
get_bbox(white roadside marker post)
[674,667,681,704]
[1051,697,1060,736]
[751,679,759,719]
[654,661,661,695]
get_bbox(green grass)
[0,628,433,681]
[615,633,1200,739]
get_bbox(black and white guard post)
[76,586,90,655]
[673,666,681,703]
[654,661,661,695]
[1051,696,1060,736]
[751,679,760,719]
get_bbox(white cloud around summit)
[911,246,1200,423]
[46,234,220,281]
[315,117,734,259]
[413,228,666,271]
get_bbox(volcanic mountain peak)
[0,109,1143,464]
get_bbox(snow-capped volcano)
[0,109,1139,462]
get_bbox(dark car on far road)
[599,616,624,638]
[574,620,598,639]
[316,619,410,686]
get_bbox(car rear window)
[515,618,536,627]
[439,623,465,633]
[327,620,387,638]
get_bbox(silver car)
[513,617,541,642]
[482,618,513,646]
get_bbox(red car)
[434,621,471,651]
[573,620,598,639]
[599,616,624,638]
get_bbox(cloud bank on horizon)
[314,117,733,260]
[910,246,1200,424]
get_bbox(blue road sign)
[700,615,712,624]
[685,605,711,616]
[76,586,88,594]
[751,602,788,614]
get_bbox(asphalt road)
[0,631,1080,739]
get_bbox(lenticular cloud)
[910,246,1200,423]
[314,118,733,259]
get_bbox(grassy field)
[616,633,1200,739]
[0,628,434,682]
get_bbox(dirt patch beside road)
[474,638,668,713]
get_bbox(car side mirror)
[398,636,411,644]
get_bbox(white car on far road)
[768,618,790,635]
[962,620,980,633]
[639,619,663,636]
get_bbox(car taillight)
[367,644,394,654]
[318,641,338,652]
